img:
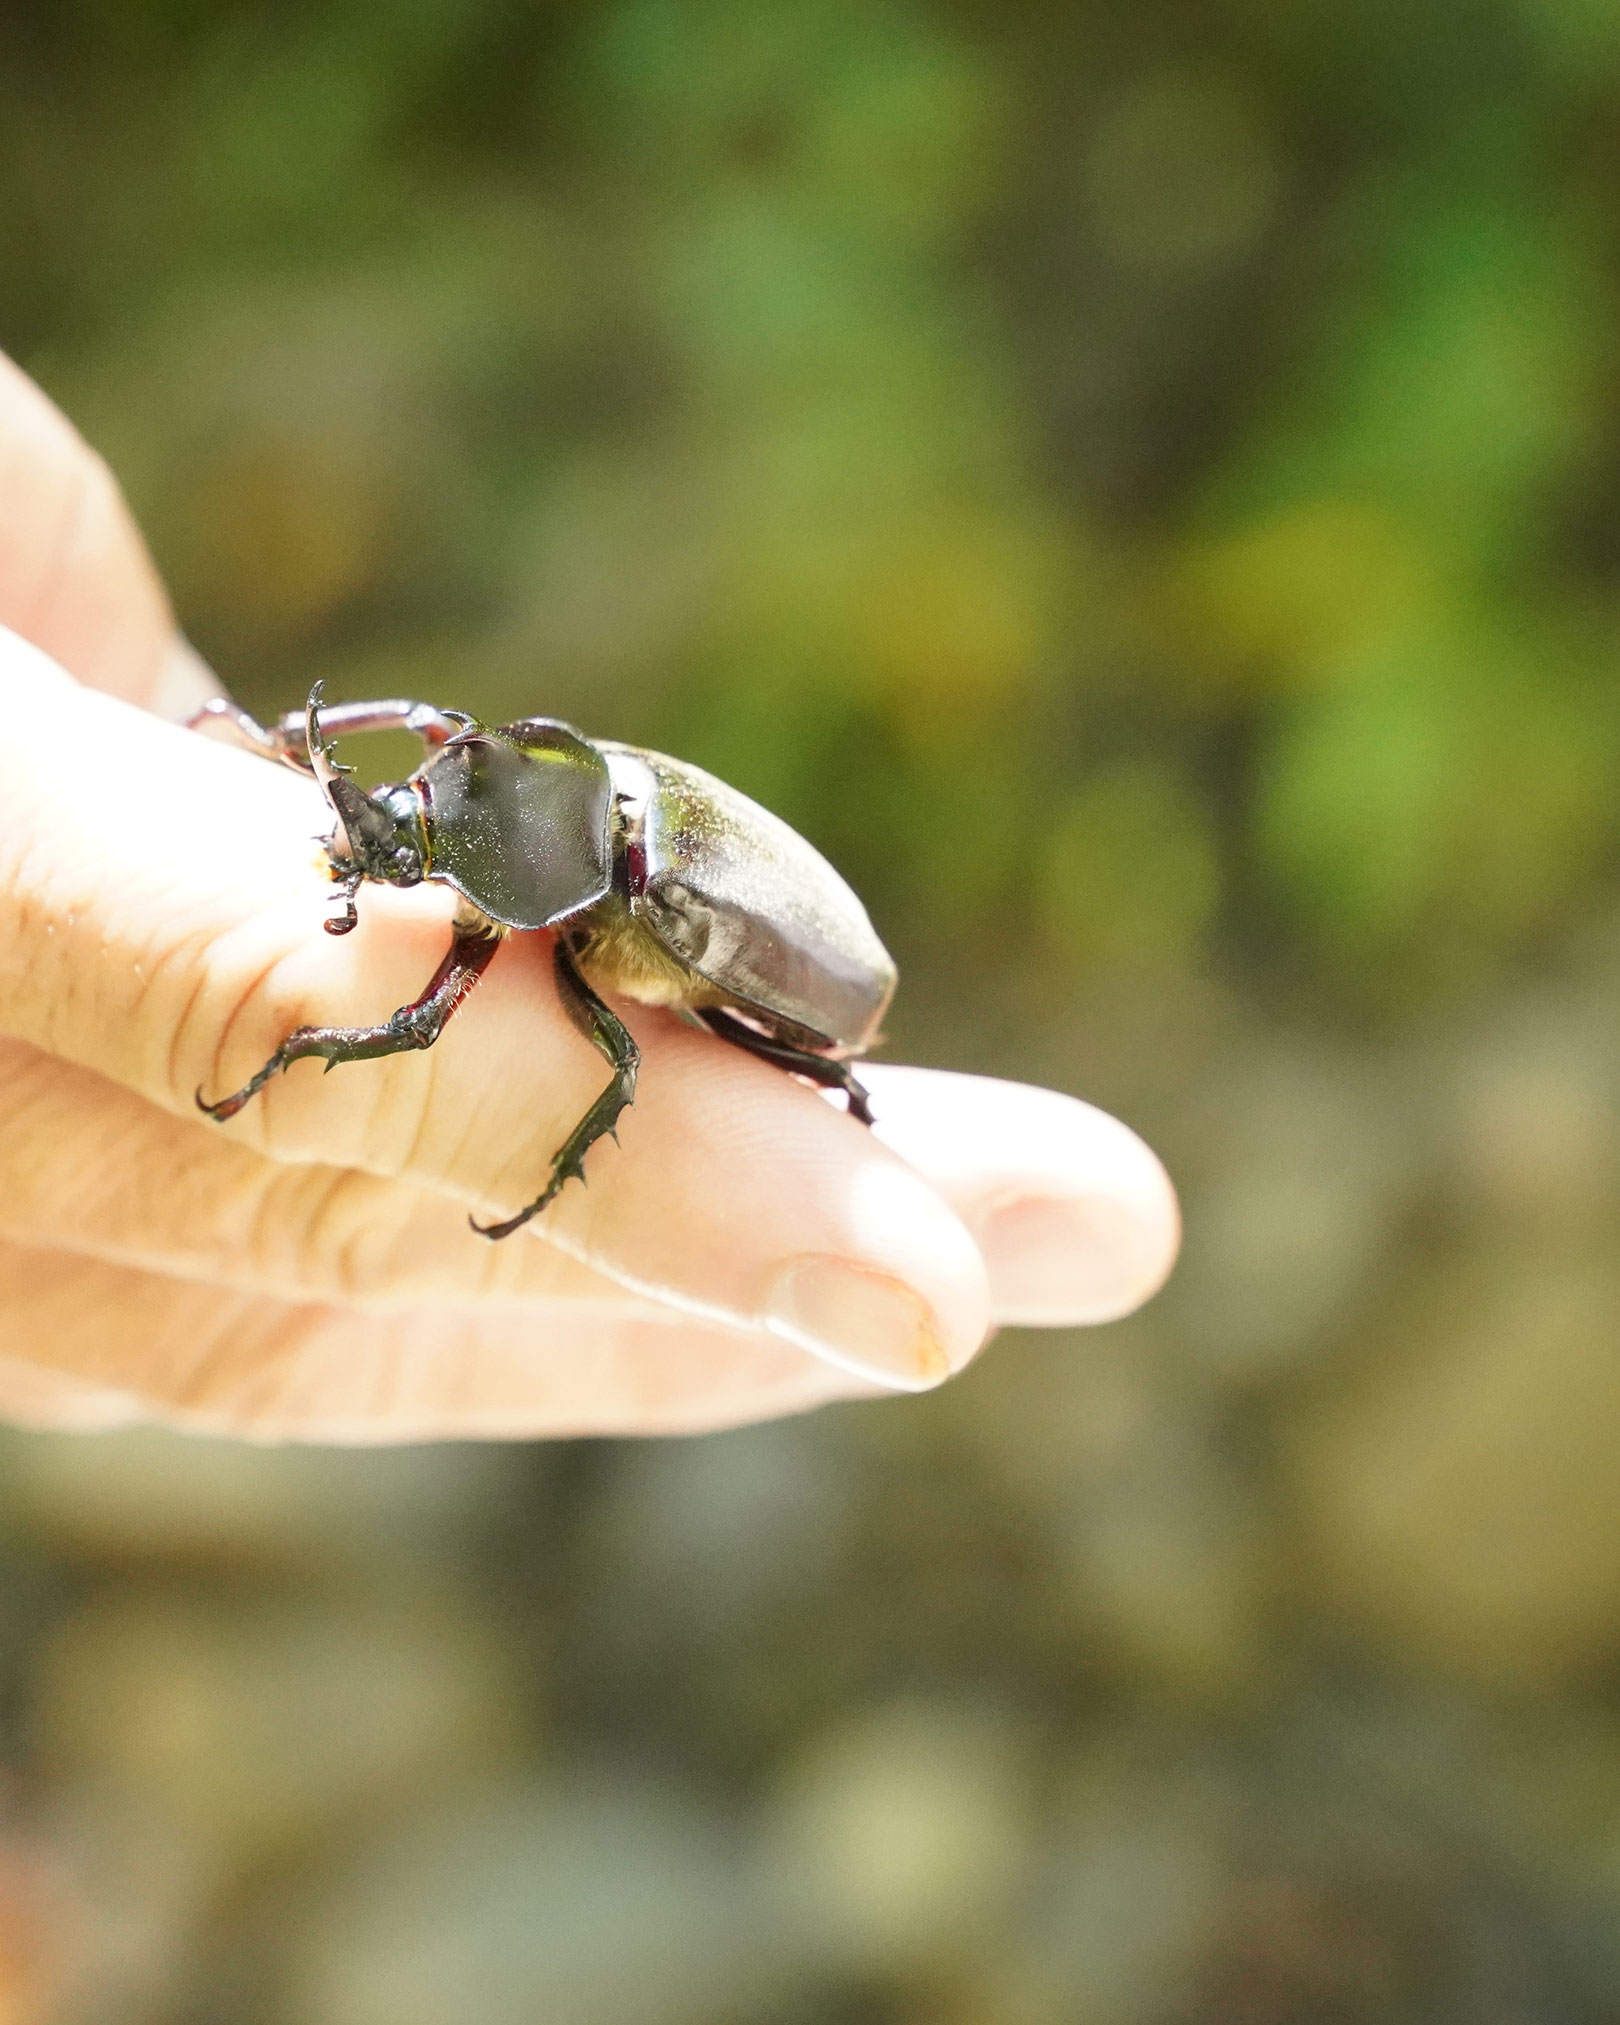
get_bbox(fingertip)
[975,1163,1179,1326]
[861,1065,1181,1329]
[521,1027,995,1395]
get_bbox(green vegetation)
[10,2,1620,2016]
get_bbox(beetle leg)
[186,696,302,765]
[189,694,472,773]
[301,696,474,748]
[469,940,640,1241]
[694,1007,875,1126]
[195,922,504,1122]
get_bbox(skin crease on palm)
[0,351,1180,1444]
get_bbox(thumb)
[0,352,191,708]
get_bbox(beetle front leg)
[188,694,473,771]
[186,696,302,765]
[196,921,504,1122]
[470,940,640,1241]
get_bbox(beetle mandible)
[191,686,896,1239]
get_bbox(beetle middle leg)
[470,941,640,1241]
[694,1007,875,1125]
[196,920,504,1122]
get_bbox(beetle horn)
[304,681,407,864]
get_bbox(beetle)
[191,685,896,1239]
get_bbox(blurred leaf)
[1257,651,1618,978]
[1164,499,1447,694]
[1209,189,1613,552]
[1084,62,1281,269]
[1037,761,1222,973]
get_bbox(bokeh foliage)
[10,0,1620,2019]
[14,0,1620,1010]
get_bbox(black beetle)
[191,686,896,1239]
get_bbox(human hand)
[0,355,1178,1441]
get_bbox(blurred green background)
[8,0,1620,2017]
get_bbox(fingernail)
[762,1256,951,1393]
[976,1192,1173,1327]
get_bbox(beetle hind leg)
[470,941,640,1242]
[694,1007,875,1125]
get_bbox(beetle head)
[306,683,427,909]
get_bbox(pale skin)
[0,352,1179,1443]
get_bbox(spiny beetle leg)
[695,1006,875,1125]
[471,940,639,1241]
[196,922,503,1122]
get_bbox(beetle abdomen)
[573,890,727,1012]
[600,745,896,1054]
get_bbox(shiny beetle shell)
[600,745,894,1053]
[419,720,614,930]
